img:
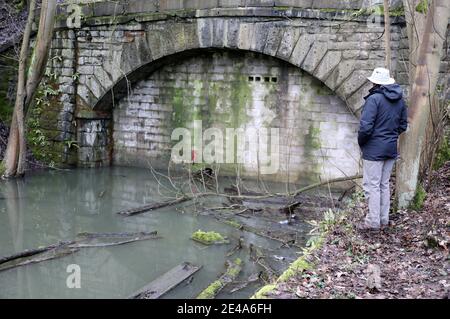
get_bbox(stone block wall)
[113,51,360,183]
[33,1,449,181]
[29,29,78,165]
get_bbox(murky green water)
[0,167,315,299]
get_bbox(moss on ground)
[191,230,228,245]
[197,258,242,299]
[224,219,242,229]
[252,194,362,299]
[410,184,427,211]
[251,284,277,299]
[196,280,223,299]
[434,136,450,170]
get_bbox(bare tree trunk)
[396,0,450,208]
[383,0,392,70]
[397,1,427,201]
[17,0,57,175]
[25,0,57,110]
[402,0,427,84]
[2,0,57,178]
[2,0,36,178]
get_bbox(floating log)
[0,231,161,273]
[229,273,261,294]
[217,216,302,249]
[196,259,242,299]
[128,262,202,299]
[0,242,70,265]
[117,198,189,216]
[0,245,79,273]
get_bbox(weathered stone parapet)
[56,0,404,23]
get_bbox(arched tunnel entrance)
[81,49,361,184]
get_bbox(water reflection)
[0,167,310,299]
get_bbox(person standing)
[357,68,408,231]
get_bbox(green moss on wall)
[415,0,428,14]
[229,62,251,128]
[0,52,17,124]
[26,76,69,167]
[304,124,321,152]
[171,87,189,128]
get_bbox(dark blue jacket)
[358,84,408,161]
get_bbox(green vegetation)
[415,0,428,14]
[252,193,362,299]
[251,284,277,299]
[345,5,405,18]
[229,73,251,129]
[223,219,242,229]
[0,161,6,176]
[197,258,242,299]
[304,125,321,151]
[13,0,26,11]
[410,184,427,211]
[196,280,223,299]
[277,257,312,282]
[0,52,17,124]
[434,135,450,170]
[26,72,63,167]
[191,230,229,245]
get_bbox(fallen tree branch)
[289,175,363,197]
[0,231,161,272]
[197,259,243,299]
[118,175,363,217]
[117,198,189,216]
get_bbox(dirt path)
[268,162,449,299]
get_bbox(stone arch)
[76,46,362,183]
[78,18,372,117]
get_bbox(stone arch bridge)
[39,0,449,184]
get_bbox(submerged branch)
[0,231,161,272]
[196,258,243,299]
[117,198,190,216]
[116,175,363,217]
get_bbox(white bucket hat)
[367,67,395,85]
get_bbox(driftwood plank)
[117,198,189,216]
[128,262,202,299]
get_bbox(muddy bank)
[262,162,450,299]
